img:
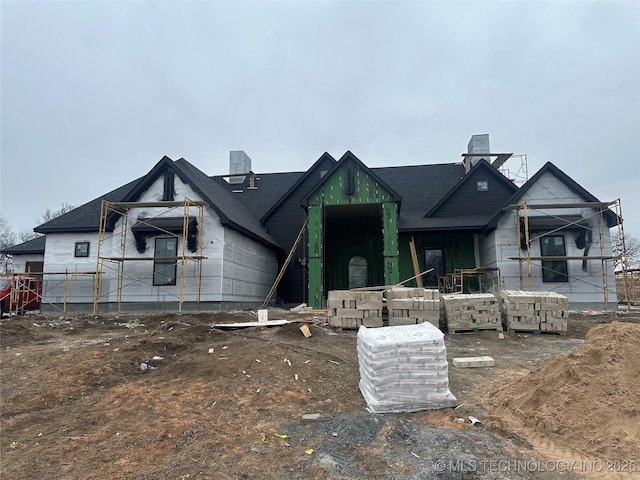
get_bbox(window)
[163,173,175,201]
[540,235,568,282]
[75,242,90,257]
[476,180,489,192]
[424,249,444,286]
[153,237,177,286]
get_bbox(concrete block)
[452,356,495,368]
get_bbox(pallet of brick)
[386,287,441,328]
[357,321,457,413]
[327,290,383,329]
[500,290,568,333]
[442,293,502,333]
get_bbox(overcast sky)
[1,1,639,240]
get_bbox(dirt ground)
[1,307,639,480]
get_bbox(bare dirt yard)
[1,307,639,480]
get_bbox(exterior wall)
[7,253,44,274]
[399,233,476,288]
[41,174,277,312]
[431,165,517,217]
[221,228,278,302]
[41,232,101,308]
[488,172,617,310]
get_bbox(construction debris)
[299,325,312,338]
[452,356,495,368]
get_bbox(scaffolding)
[507,198,631,309]
[439,267,501,294]
[93,197,207,314]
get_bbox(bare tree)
[612,233,640,271]
[0,214,17,274]
[1,204,78,272]
[36,202,77,224]
[17,203,78,243]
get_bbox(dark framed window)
[163,173,175,201]
[540,235,568,282]
[424,249,444,286]
[476,180,489,192]
[153,237,177,286]
[75,242,90,257]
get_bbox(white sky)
[1,1,639,239]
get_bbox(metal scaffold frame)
[92,197,207,314]
[507,198,632,309]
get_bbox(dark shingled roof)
[1,235,46,255]
[33,157,280,251]
[372,163,465,214]
[215,160,469,230]
[216,171,306,221]
[34,178,143,234]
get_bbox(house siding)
[432,166,515,217]
[489,172,617,310]
[41,173,277,312]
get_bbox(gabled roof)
[34,156,280,251]
[424,159,518,217]
[494,161,618,228]
[34,178,143,234]
[304,151,403,206]
[1,235,46,255]
[173,159,279,249]
[260,152,337,222]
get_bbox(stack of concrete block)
[327,290,383,329]
[357,321,458,413]
[500,290,569,333]
[386,287,441,328]
[441,293,502,333]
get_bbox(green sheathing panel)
[307,160,395,206]
[308,206,323,309]
[382,202,399,286]
[398,233,476,287]
[306,159,399,308]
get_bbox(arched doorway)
[348,255,368,289]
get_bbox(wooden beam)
[261,218,309,308]
[409,237,422,288]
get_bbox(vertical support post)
[382,202,399,287]
[409,237,422,288]
[307,206,323,309]
[93,200,109,314]
[515,207,523,289]
[116,212,128,315]
[523,203,533,291]
[196,203,204,310]
[597,207,608,307]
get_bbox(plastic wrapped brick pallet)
[357,321,458,413]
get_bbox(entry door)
[424,249,444,286]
